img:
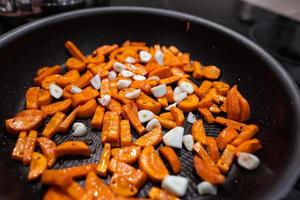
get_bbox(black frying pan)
[0,7,300,200]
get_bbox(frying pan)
[0,7,300,200]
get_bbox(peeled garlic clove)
[117,79,132,89]
[120,70,135,78]
[161,175,188,197]
[154,50,164,65]
[108,71,117,80]
[237,152,260,170]
[70,85,82,94]
[49,83,63,99]
[113,61,125,72]
[139,50,152,63]
[125,89,141,100]
[197,181,217,196]
[151,84,167,98]
[125,56,136,63]
[163,126,184,149]
[138,110,155,123]
[146,118,161,131]
[173,86,183,96]
[187,112,196,124]
[133,75,146,81]
[148,76,160,81]
[90,74,101,90]
[183,134,194,151]
[174,92,187,103]
[98,95,111,106]
[179,81,194,94]
[165,102,177,111]
[71,122,88,137]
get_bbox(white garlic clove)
[163,126,184,149]
[108,71,117,80]
[161,175,188,197]
[70,85,82,94]
[146,118,161,132]
[148,76,160,81]
[117,79,132,89]
[182,134,194,151]
[120,70,135,78]
[125,89,141,100]
[174,92,187,103]
[165,102,177,111]
[173,86,183,96]
[49,83,63,99]
[197,181,217,196]
[139,50,152,63]
[187,112,197,124]
[125,56,136,63]
[71,122,88,137]
[90,74,101,90]
[138,110,155,123]
[237,152,260,170]
[98,95,111,106]
[154,50,164,65]
[113,61,125,72]
[133,75,146,81]
[151,84,167,98]
[179,81,194,94]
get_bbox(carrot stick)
[71,86,99,107]
[58,106,80,133]
[159,75,181,85]
[38,90,52,107]
[65,41,86,62]
[195,80,212,98]
[34,65,62,85]
[236,138,262,156]
[206,137,220,163]
[25,87,40,109]
[198,108,215,124]
[148,187,179,200]
[41,99,72,116]
[170,107,184,126]
[134,127,163,147]
[192,61,203,79]
[103,111,120,145]
[37,137,57,167]
[215,116,247,131]
[212,81,230,96]
[178,94,199,112]
[157,96,168,108]
[23,130,38,165]
[28,152,47,181]
[42,112,66,138]
[231,124,259,146]
[122,104,146,135]
[56,70,80,87]
[159,146,181,174]
[226,85,240,121]
[120,120,132,147]
[91,106,105,130]
[155,116,177,130]
[11,131,27,161]
[136,92,161,114]
[76,99,97,118]
[107,98,122,115]
[192,120,207,145]
[149,67,172,79]
[96,143,111,176]
[217,144,236,174]
[100,78,110,97]
[166,86,174,103]
[193,142,219,173]
[159,112,174,121]
[111,146,141,164]
[216,127,239,151]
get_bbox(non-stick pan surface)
[0,7,300,200]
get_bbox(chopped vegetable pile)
[5,40,262,199]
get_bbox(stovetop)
[1,0,300,199]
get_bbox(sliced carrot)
[193,156,225,185]
[28,152,47,181]
[165,86,174,103]
[101,78,110,97]
[192,61,203,79]
[130,80,152,95]
[26,87,40,109]
[226,85,240,121]
[193,142,219,173]
[11,131,27,161]
[125,63,147,75]
[55,141,90,157]
[164,56,181,67]
[183,63,194,73]
[136,92,161,114]
[57,106,80,133]
[34,65,62,85]
[5,109,45,133]
[108,158,147,189]
[159,75,181,85]
[139,146,169,182]
[231,124,259,146]
[73,70,94,88]
[43,186,73,200]
[178,94,199,112]
[159,112,174,121]
[195,80,212,99]
[41,74,61,89]
[103,111,120,145]
[37,137,57,167]
[71,86,99,107]
[63,180,87,200]
[220,101,227,113]
[77,99,97,118]
[236,138,262,156]
[192,120,207,145]
[206,137,220,163]
[159,146,181,174]
[41,99,72,116]
[122,104,146,135]
[42,112,66,138]
[170,107,184,126]
[56,70,80,87]
[213,81,230,96]
[217,145,236,174]
[203,65,221,80]
[86,54,105,64]
[107,98,122,115]
[170,67,187,77]
[216,127,239,151]
[96,143,111,176]
[157,96,168,108]
[91,106,105,130]
[178,78,198,91]
[209,103,222,114]
[149,67,172,79]
[120,120,132,147]
[134,127,163,147]
[94,44,119,56]
[148,187,179,200]
[23,130,38,165]
[155,116,177,130]
[109,173,138,197]
[215,116,247,131]
[198,93,213,108]
[198,108,215,124]
[236,89,250,122]
[111,146,141,164]
[38,90,52,107]
[86,172,115,199]
[64,40,86,62]
[87,63,109,77]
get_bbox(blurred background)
[0,1,300,198]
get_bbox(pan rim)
[1,6,300,200]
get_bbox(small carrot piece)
[77,99,97,118]
[71,86,99,107]
[11,131,27,161]
[42,112,66,138]
[159,112,174,121]
[134,127,163,147]
[120,120,132,147]
[34,65,62,85]
[65,41,86,62]
[43,186,73,200]
[107,98,122,115]
[131,80,152,95]
[236,89,251,122]
[63,180,86,200]
[195,80,212,99]
[148,187,179,200]
[206,137,220,163]
[215,116,247,131]
[23,130,38,165]
[159,75,181,85]
[209,103,222,114]
[109,173,138,197]
[192,61,203,79]
[149,67,172,79]
[57,106,80,133]
[157,96,168,108]
[103,111,120,145]
[216,127,239,151]
[87,63,109,77]
[111,146,141,164]
[101,78,110,97]
[226,85,240,121]
[178,94,200,112]
[236,138,262,156]
[73,70,93,88]
[203,65,221,80]
[170,107,184,126]
[91,106,105,130]
[38,90,52,107]
[231,124,259,146]
[56,70,80,87]
[86,54,105,64]
[122,104,146,135]
[41,99,72,116]
[198,93,213,108]
[193,142,219,173]
[159,146,181,174]
[136,92,161,114]
[166,86,174,103]
[37,137,57,167]
[198,108,215,124]
[213,81,230,96]
[26,87,40,109]
[28,152,47,181]
[96,143,111,176]
[217,144,236,174]
[139,146,169,182]
[55,141,90,157]
[94,44,119,56]
[41,74,61,89]
[155,116,177,130]
[125,63,147,75]
[192,120,207,145]
[86,172,115,199]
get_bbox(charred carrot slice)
[170,107,184,126]
[198,108,215,124]
[23,130,38,165]
[108,158,147,189]
[139,146,169,182]
[216,127,239,151]
[192,61,203,79]
[206,137,220,163]
[134,127,163,147]
[111,146,141,164]
[77,99,97,118]
[86,172,115,199]
[42,112,66,138]
[178,94,199,112]
[109,173,138,197]
[203,65,221,80]
[231,124,259,146]
[236,138,262,156]
[148,187,179,200]
[56,70,80,87]
[55,141,90,157]
[195,80,212,99]
[28,152,47,181]
[25,87,40,109]
[38,90,52,107]
[159,146,181,174]
[159,112,174,121]
[193,156,225,185]
[215,116,247,131]
[11,131,27,161]
[96,143,111,176]
[155,116,177,130]
[120,120,132,147]
[37,137,57,167]
[91,106,105,130]
[136,92,161,114]
[217,145,236,174]
[34,65,62,85]
[192,120,207,145]
[122,104,146,135]
[193,142,219,173]
[65,41,86,62]
[57,106,80,133]
[41,99,72,116]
